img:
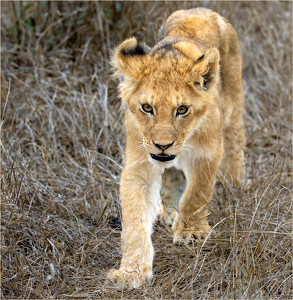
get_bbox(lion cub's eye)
[141,104,153,114]
[176,106,188,116]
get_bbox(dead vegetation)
[1,1,292,299]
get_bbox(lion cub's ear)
[173,41,220,90]
[191,48,220,90]
[111,38,150,79]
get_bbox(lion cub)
[108,8,245,287]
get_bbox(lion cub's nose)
[153,141,174,151]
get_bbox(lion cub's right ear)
[111,38,150,79]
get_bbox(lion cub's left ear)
[173,41,220,90]
[191,47,220,90]
[111,38,150,79]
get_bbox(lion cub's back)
[164,8,238,52]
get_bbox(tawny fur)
[108,8,245,288]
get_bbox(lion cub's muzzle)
[150,140,176,162]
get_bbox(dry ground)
[1,1,292,299]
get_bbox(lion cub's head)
[112,37,221,165]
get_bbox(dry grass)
[1,1,292,299]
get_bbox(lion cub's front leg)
[172,158,221,244]
[107,163,161,288]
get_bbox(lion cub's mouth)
[150,153,176,162]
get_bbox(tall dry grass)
[1,1,292,299]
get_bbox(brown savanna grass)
[1,1,292,299]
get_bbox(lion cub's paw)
[107,267,152,288]
[172,214,213,244]
[157,203,177,226]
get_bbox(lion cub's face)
[112,38,220,165]
[128,77,212,163]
